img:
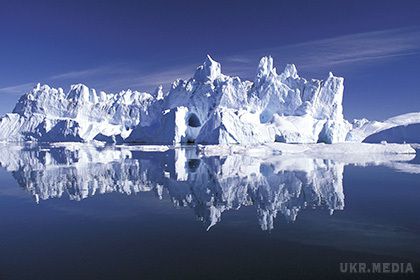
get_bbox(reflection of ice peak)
[1,144,413,231]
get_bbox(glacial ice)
[0,56,419,145]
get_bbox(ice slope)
[0,55,419,144]
[346,112,420,142]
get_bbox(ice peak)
[193,54,222,82]
[154,85,164,100]
[69,83,89,92]
[282,64,298,79]
[67,83,97,103]
[255,56,277,82]
[205,54,216,64]
[32,83,52,93]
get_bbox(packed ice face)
[0,55,418,144]
[128,55,351,144]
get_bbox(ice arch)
[187,113,201,127]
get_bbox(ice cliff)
[0,55,418,144]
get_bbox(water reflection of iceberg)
[0,144,416,231]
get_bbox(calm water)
[0,144,419,280]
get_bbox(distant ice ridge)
[348,112,420,143]
[0,55,419,144]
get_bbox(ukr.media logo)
[340,263,414,274]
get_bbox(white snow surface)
[1,55,419,144]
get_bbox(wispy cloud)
[0,82,35,95]
[108,64,198,90]
[0,64,137,95]
[46,61,199,92]
[224,26,420,74]
[2,26,420,96]
[50,67,111,80]
[49,64,132,81]
[224,56,253,64]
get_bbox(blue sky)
[0,0,420,120]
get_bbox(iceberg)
[0,55,419,145]
[0,83,154,142]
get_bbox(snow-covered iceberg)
[0,83,154,142]
[0,55,419,145]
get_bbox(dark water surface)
[0,144,419,280]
